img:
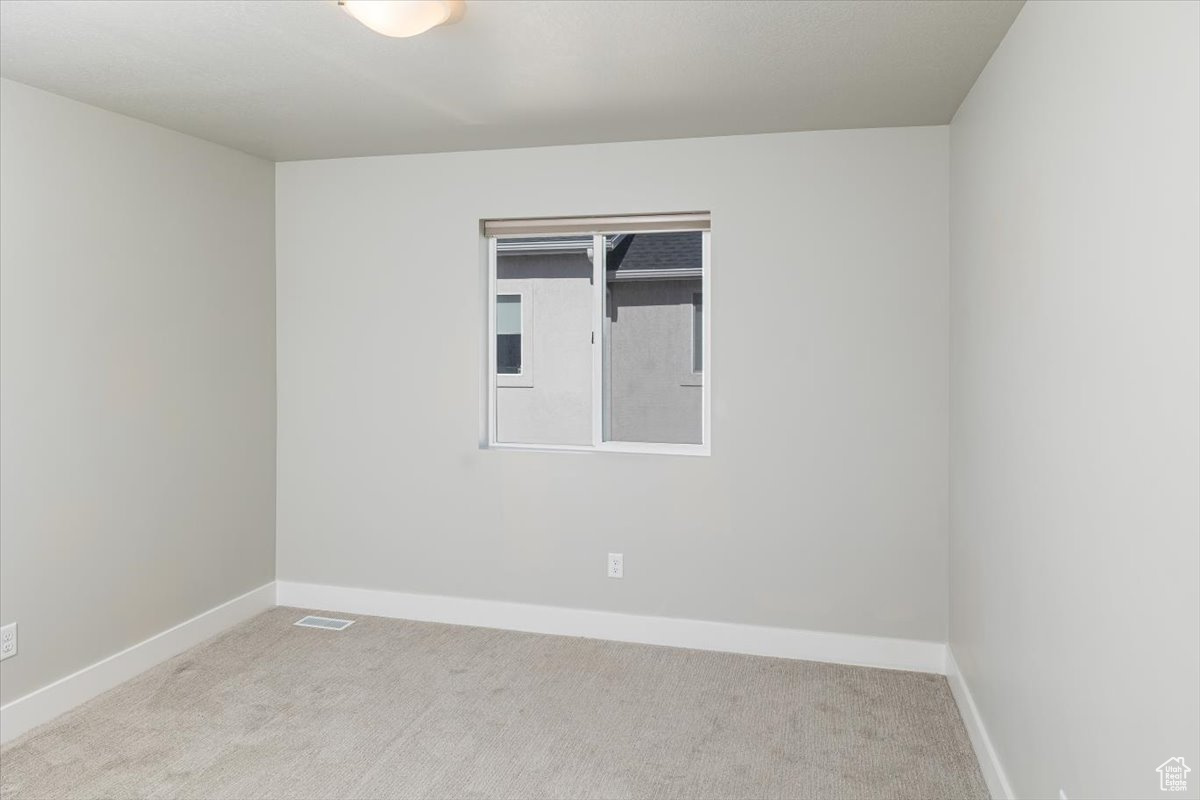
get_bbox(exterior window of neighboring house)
[496,294,522,374]
[485,213,710,456]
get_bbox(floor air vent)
[294,615,355,631]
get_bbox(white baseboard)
[0,582,275,745]
[946,648,1014,799]
[276,581,946,674]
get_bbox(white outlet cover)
[608,553,623,578]
[0,622,16,661]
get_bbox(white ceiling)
[0,0,1022,162]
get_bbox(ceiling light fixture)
[338,0,464,38]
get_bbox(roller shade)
[484,212,710,238]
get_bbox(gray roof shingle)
[607,232,701,273]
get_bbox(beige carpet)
[0,608,988,800]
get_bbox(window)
[496,294,522,374]
[485,214,710,455]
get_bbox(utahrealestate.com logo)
[1157,757,1190,792]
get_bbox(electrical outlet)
[607,553,623,579]
[0,623,16,661]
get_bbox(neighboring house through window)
[485,213,710,455]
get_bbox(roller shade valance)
[484,212,710,238]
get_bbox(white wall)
[0,79,276,705]
[608,278,704,445]
[496,252,594,446]
[948,2,1199,798]
[276,126,949,642]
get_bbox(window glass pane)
[495,237,594,445]
[603,232,703,444]
[496,294,521,335]
[496,294,522,375]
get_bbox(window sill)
[486,441,710,457]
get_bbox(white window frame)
[486,220,711,457]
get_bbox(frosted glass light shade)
[339,1,461,38]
